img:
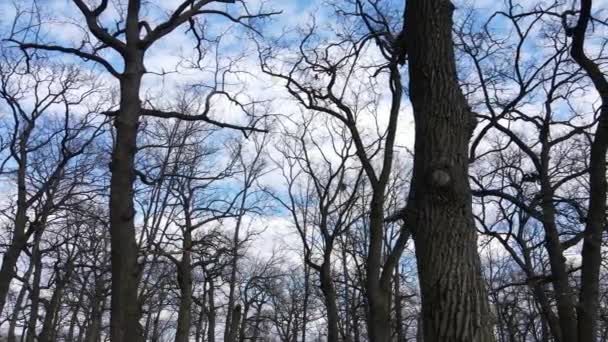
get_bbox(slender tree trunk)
[25,231,43,342]
[0,196,29,316]
[366,198,392,342]
[76,318,86,342]
[7,283,27,342]
[226,197,246,341]
[0,229,27,315]
[143,304,153,341]
[405,1,494,341]
[301,252,310,342]
[251,305,263,342]
[320,261,340,342]
[195,306,205,342]
[238,303,250,342]
[0,125,32,315]
[207,278,216,342]
[394,268,405,342]
[150,300,163,342]
[340,240,354,342]
[84,281,104,342]
[39,262,72,342]
[66,288,86,342]
[7,248,35,342]
[175,231,193,342]
[39,271,69,342]
[538,147,577,342]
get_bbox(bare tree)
[6,2,274,339]
[0,48,106,317]
[404,0,494,340]
[270,113,364,341]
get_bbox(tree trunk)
[0,125,32,315]
[226,197,246,341]
[366,197,392,342]
[66,288,86,342]
[7,246,35,342]
[25,231,43,342]
[150,298,164,342]
[39,270,69,342]
[569,1,608,341]
[40,261,73,342]
[195,306,205,342]
[227,304,242,342]
[0,202,28,316]
[405,1,494,341]
[538,184,577,342]
[109,45,145,341]
[577,102,607,341]
[301,250,310,342]
[207,278,216,342]
[238,303,250,342]
[84,280,105,342]
[175,232,193,342]
[394,268,405,342]
[320,262,340,342]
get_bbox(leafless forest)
[0,0,606,341]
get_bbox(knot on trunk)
[431,169,451,187]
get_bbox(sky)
[0,0,605,264]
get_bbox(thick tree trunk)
[109,49,145,341]
[577,103,607,341]
[405,1,494,341]
[569,2,608,341]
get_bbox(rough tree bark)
[567,1,608,341]
[108,2,146,338]
[405,1,495,341]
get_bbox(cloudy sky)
[1,0,605,260]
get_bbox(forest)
[0,0,606,341]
